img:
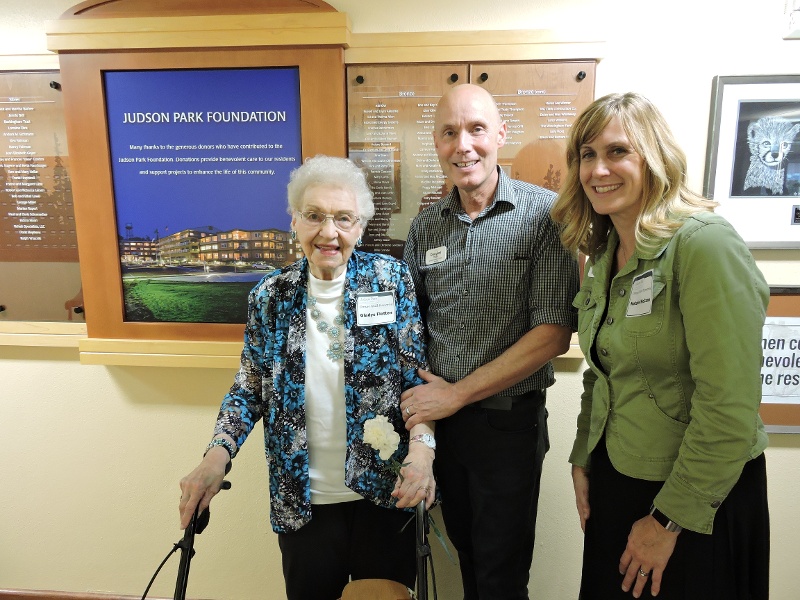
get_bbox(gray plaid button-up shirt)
[403,168,579,394]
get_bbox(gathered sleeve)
[395,260,429,391]
[655,221,769,533]
[213,280,273,450]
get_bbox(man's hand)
[400,369,464,430]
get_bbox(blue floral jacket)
[213,251,428,533]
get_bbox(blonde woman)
[552,93,770,599]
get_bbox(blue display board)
[103,67,302,323]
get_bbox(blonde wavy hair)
[551,92,716,260]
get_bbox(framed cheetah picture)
[704,75,800,248]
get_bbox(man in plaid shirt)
[400,84,578,600]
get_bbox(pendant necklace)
[308,294,345,361]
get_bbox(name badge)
[626,270,654,317]
[425,246,447,265]
[356,291,397,326]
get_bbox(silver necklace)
[308,294,345,361]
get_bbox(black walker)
[159,484,434,600]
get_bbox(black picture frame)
[704,75,800,248]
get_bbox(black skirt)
[579,438,769,600]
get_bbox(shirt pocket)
[491,255,530,311]
[622,278,667,337]
[619,396,688,461]
[573,288,596,337]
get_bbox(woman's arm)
[619,219,768,596]
[178,282,271,527]
[393,420,436,509]
[392,260,436,508]
[656,220,769,532]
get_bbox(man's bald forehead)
[435,84,502,125]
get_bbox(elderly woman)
[179,155,435,600]
[551,93,770,599]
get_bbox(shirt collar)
[436,166,517,218]
[606,227,670,263]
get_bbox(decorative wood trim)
[0,322,87,348]
[78,338,241,368]
[60,0,337,19]
[0,590,172,600]
[46,13,351,51]
[345,30,605,64]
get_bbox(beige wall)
[1,1,799,599]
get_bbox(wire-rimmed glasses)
[297,211,361,232]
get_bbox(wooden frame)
[33,1,604,361]
[57,47,345,342]
[761,286,800,433]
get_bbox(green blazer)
[570,212,769,534]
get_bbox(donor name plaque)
[0,71,76,262]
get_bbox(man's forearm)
[450,323,572,406]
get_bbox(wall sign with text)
[103,67,302,324]
[347,61,596,259]
[0,71,76,262]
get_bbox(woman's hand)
[178,445,229,530]
[392,444,435,509]
[619,515,679,598]
[572,464,590,532]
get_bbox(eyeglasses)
[297,211,361,232]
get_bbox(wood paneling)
[0,591,172,600]
[58,47,345,342]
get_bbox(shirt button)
[585,297,591,305]
[710,501,721,508]
[465,258,472,265]
[606,317,614,325]
[463,289,468,295]
[649,394,655,399]
[619,289,626,297]
[601,348,609,356]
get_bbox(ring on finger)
[405,405,412,416]
[638,568,648,578]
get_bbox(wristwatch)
[410,433,436,450]
[650,505,683,533]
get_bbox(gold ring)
[638,568,648,578]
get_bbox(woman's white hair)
[286,155,375,225]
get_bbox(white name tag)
[425,246,447,265]
[356,291,397,326]
[627,270,654,317]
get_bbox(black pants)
[277,499,416,600]
[435,393,548,600]
[580,438,770,600]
